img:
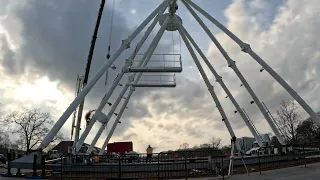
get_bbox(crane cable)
[104,0,116,131]
[106,0,116,61]
[105,0,116,89]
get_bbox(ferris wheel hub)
[159,13,182,31]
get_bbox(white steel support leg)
[177,20,243,152]
[96,16,172,155]
[182,0,285,145]
[84,86,127,154]
[84,16,170,154]
[86,85,129,154]
[98,89,134,155]
[179,23,263,147]
[75,117,96,152]
[228,142,235,177]
[74,6,169,153]
[96,17,170,155]
[178,28,248,176]
[227,141,249,177]
[87,123,106,154]
[39,0,171,150]
[184,0,320,127]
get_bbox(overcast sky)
[0,0,319,153]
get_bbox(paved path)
[0,168,34,179]
[230,163,320,180]
[173,163,320,180]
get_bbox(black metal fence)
[58,150,225,179]
[232,142,320,175]
[4,143,320,179]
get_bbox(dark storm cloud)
[1,0,238,142]
[0,35,22,75]
[0,0,179,135]
[2,0,174,97]
[14,0,132,89]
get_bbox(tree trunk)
[290,123,295,145]
[26,140,30,155]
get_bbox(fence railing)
[58,151,225,179]
[231,143,320,175]
[3,143,320,179]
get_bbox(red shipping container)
[107,141,133,156]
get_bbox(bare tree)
[191,145,199,149]
[220,145,232,152]
[296,119,320,144]
[0,103,11,148]
[0,131,11,148]
[179,143,189,150]
[209,137,222,149]
[276,100,301,145]
[200,143,211,148]
[4,108,64,154]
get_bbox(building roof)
[52,140,104,154]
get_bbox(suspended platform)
[129,54,182,73]
[128,83,176,87]
[129,66,182,73]
[128,74,176,87]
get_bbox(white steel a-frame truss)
[34,0,320,160]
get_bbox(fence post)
[303,144,307,168]
[41,155,46,177]
[258,151,261,175]
[32,154,38,177]
[6,153,12,176]
[184,152,187,180]
[16,154,22,177]
[221,156,224,180]
[60,155,63,180]
[157,153,160,179]
[118,155,121,178]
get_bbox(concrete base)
[10,152,42,169]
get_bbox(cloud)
[206,0,320,131]
[0,34,22,75]
[0,0,174,144]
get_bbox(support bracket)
[94,111,108,124]
[122,39,131,49]
[240,43,251,53]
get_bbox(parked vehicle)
[48,150,60,159]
